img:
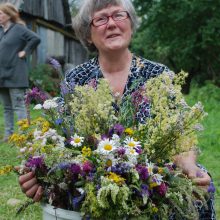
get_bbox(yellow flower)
[82,146,92,157]
[152,206,158,213]
[149,182,158,189]
[107,172,125,185]
[9,134,27,146]
[0,165,13,175]
[158,167,164,174]
[124,128,134,136]
[17,119,29,130]
[106,159,112,167]
[42,121,50,133]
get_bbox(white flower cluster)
[34,128,65,148]
[33,98,58,110]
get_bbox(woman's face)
[89,5,132,54]
[0,10,11,26]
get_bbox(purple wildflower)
[156,182,168,196]
[82,161,93,173]
[25,156,45,169]
[110,163,131,175]
[141,184,150,197]
[69,163,81,175]
[136,165,149,180]
[117,147,126,156]
[108,124,125,137]
[101,134,108,140]
[60,81,71,96]
[25,87,48,105]
[131,87,149,109]
[88,79,97,89]
[55,118,63,125]
[135,146,142,154]
[47,57,61,70]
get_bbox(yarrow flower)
[43,99,58,109]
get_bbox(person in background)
[18,0,215,219]
[0,3,41,142]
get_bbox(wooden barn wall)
[22,0,68,25]
[65,38,88,66]
[36,24,87,66]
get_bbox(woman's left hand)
[174,150,211,191]
[18,51,26,58]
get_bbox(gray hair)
[72,0,139,52]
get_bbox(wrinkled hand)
[174,151,211,191]
[15,167,43,202]
[18,51,26,58]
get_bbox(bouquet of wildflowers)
[8,71,209,219]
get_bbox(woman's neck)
[2,21,12,32]
[98,49,132,74]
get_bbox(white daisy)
[70,134,84,147]
[146,162,154,175]
[152,173,163,185]
[124,137,141,148]
[97,139,117,155]
[125,148,139,157]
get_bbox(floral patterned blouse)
[64,54,216,220]
[64,54,170,123]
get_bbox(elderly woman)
[19,0,215,219]
[0,3,41,142]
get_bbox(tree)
[68,0,80,16]
[132,0,220,93]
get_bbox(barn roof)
[0,0,72,27]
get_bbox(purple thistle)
[156,182,168,196]
[69,163,81,175]
[82,161,93,173]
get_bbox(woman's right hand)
[18,171,43,202]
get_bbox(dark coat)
[0,23,41,88]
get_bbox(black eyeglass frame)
[90,11,130,27]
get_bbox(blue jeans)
[0,88,27,138]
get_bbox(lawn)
[0,83,219,220]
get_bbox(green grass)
[0,83,219,219]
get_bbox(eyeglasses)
[91,11,129,27]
